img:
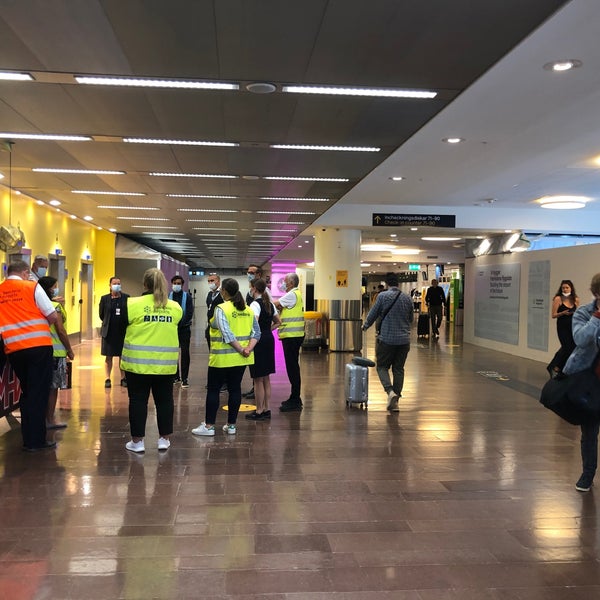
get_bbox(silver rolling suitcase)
[345,363,369,408]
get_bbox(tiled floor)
[1,321,599,599]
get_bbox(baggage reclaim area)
[1,319,598,598]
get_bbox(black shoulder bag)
[375,291,402,334]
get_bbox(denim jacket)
[563,300,600,375]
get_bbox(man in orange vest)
[0,260,59,451]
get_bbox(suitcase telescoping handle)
[352,356,375,368]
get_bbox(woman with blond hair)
[122,268,182,453]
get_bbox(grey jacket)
[563,300,600,375]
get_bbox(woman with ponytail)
[192,278,260,436]
[245,278,281,420]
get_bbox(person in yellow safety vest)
[192,278,261,437]
[38,276,75,429]
[274,273,305,412]
[0,260,59,452]
[121,268,182,453]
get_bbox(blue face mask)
[172,284,182,293]
[111,284,121,293]
[36,267,47,278]
[247,273,256,282]
[52,287,59,297]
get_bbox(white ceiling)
[3,0,599,272]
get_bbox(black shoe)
[104,379,111,388]
[262,410,272,419]
[173,377,182,385]
[280,401,303,412]
[120,378,128,387]
[245,411,267,420]
[23,441,57,452]
[181,379,189,389]
[576,474,593,492]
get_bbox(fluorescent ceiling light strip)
[177,208,237,213]
[168,194,238,199]
[97,205,159,210]
[270,144,380,152]
[141,232,186,235]
[0,72,33,81]
[72,190,145,196]
[257,211,315,215]
[149,172,237,179]
[197,233,236,237]
[255,221,306,225]
[192,227,237,231]
[33,167,125,175]
[260,197,331,202]
[282,85,436,99]
[132,225,177,229]
[75,75,238,90]
[117,217,170,221]
[124,137,238,147]
[0,132,91,141]
[186,219,237,223]
[254,228,297,232]
[263,176,348,182]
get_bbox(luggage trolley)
[344,356,376,409]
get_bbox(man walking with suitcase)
[425,279,446,338]
[362,273,413,412]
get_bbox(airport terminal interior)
[1,321,598,599]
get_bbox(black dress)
[550,301,576,371]
[99,294,129,357]
[249,298,276,378]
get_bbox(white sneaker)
[125,440,145,453]
[222,424,237,435]
[157,437,171,450]
[192,423,215,437]
[386,390,400,412]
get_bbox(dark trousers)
[375,340,410,396]
[9,345,53,448]
[581,419,600,478]
[176,327,191,380]
[205,365,245,424]
[430,305,443,334]
[126,372,174,438]
[282,336,304,401]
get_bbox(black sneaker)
[120,378,128,387]
[279,400,303,412]
[576,474,594,492]
[245,411,266,420]
[173,377,181,385]
[181,379,189,388]
[104,379,111,388]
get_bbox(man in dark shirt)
[169,275,194,388]
[205,273,224,349]
[425,279,446,338]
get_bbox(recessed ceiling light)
[361,244,396,251]
[83,215,93,221]
[410,227,418,231]
[270,144,380,152]
[421,237,461,241]
[117,217,170,221]
[177,208,237,213]
[49,199,61,206]
[538,195,589,209]
[390,234,397,238]
[389,176,404,181]
[109,228,117,232]
[245,82,277,94]
[36,200,44,205]
[282,84,436,99]
[33,168,125,175]
[260,197,331,202]
[543,59,582,72]
[0,132,91,141]
[442,137,464,144]
[0,71,33,81]
[75,75,239,90]
[504,229,513,233]
[97,205,159,210]
[167,194,238,199]
[124,138,237,147]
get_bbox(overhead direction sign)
[372,213,456,227]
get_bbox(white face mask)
[208,282,217,291]
[172,284,182,293]
[52,287,59,297]
[562,291,571,297]
[36,267,47,278]
[111,284,121,293]
[247,272,256,281]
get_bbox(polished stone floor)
[1,321,599,599]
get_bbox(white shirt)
[7,275,55,317]
[278,287,299,309]
[250,295,278,319]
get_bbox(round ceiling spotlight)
[538,195,589,210]
[442,137,464,144]
[245,82,277,94]
[543,59,582,72]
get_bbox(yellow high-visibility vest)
[278,289,305,339]
[121,295,182,375]
[209,301,255,368]
[50,301,67,357]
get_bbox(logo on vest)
[143,315,173,323]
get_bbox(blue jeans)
[375,340,410,396]
[581,419,600,478]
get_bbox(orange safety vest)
[0,279,52,354]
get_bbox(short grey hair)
[286,273,299,287]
